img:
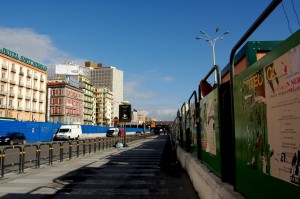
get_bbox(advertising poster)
[200,90,217,156]
[240,44,300,186]
[241,68,269,173]
[265,45,300,185]
[119,104,131,122]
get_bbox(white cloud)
[161,76,174,82]
[124,80,157,100]
[0,27,72,65]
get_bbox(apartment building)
[79,75,96,125]
[86,61,124,118]
[0,48,47,121]
[95,87,114,126]
[47,81,83,124]
[48,63,96,125]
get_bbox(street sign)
[114,117,119,125]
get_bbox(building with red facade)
[47,81,83,124]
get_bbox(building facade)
[86,62,124,118]
[0,48,47,121]
[47,81,83,124]
[79,75,96,125]
[95,87,114,126]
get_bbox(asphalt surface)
[0,135,199,199]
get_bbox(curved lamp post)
[196,27,229,83]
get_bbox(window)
[58,98,62,104]
[26,101,30,109]
[52,89,55,96]
[52,98,55,104]
[0,111,2,117]
[0,98,3,106]
[2,72,6,78]
[18,101,21,108]
[11,73,15,81]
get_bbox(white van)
[54,124,82,140]
[106,127,119,137]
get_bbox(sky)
[0,0,299,121]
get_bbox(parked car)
[106,127,125,137]
[0,132,26,145]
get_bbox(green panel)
[200,88,221,176]
[233,30,300,198]
[221,41,282,77]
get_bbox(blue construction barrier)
[0,121,146,143]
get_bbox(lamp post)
[196,27,229,83]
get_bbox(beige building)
[86,62,123,118]
[79,75,96,125]
[0,48,47,121]
[95,87,114,126]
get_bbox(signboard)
[119,104,131,122]
[55,64,80,75]
[0,48,47,71]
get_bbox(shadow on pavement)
[0,136,199,199]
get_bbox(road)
[0,135,199,199]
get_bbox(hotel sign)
[0,48,47,71]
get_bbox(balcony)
[0,104,6,109]
[9,92,15,97]
[1,64,8,70]
[17,94,23,99]
[26,84,32,89]
[1,77,8,83]
[27,73,32,78]
[10,80,16,85]
[11,67,16,73]
[19,70,24,75]
[17,107,24,111]
[40,76,44,82]
[25,95,31,100]
[19,82,24,87]
[34,74,38,80]
[0,90,6,96]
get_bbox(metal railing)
[0,133,153,178]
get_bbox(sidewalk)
[0,136,199,199]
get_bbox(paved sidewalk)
[0,136,199,199]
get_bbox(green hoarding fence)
[233,30,300,198]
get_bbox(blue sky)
[0,0,299,121]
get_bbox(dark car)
[0,132,26,145]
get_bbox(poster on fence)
[200,90,218,156]
[265,45,300,185]
[238,44,300,186]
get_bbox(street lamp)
[196,27,229,83]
